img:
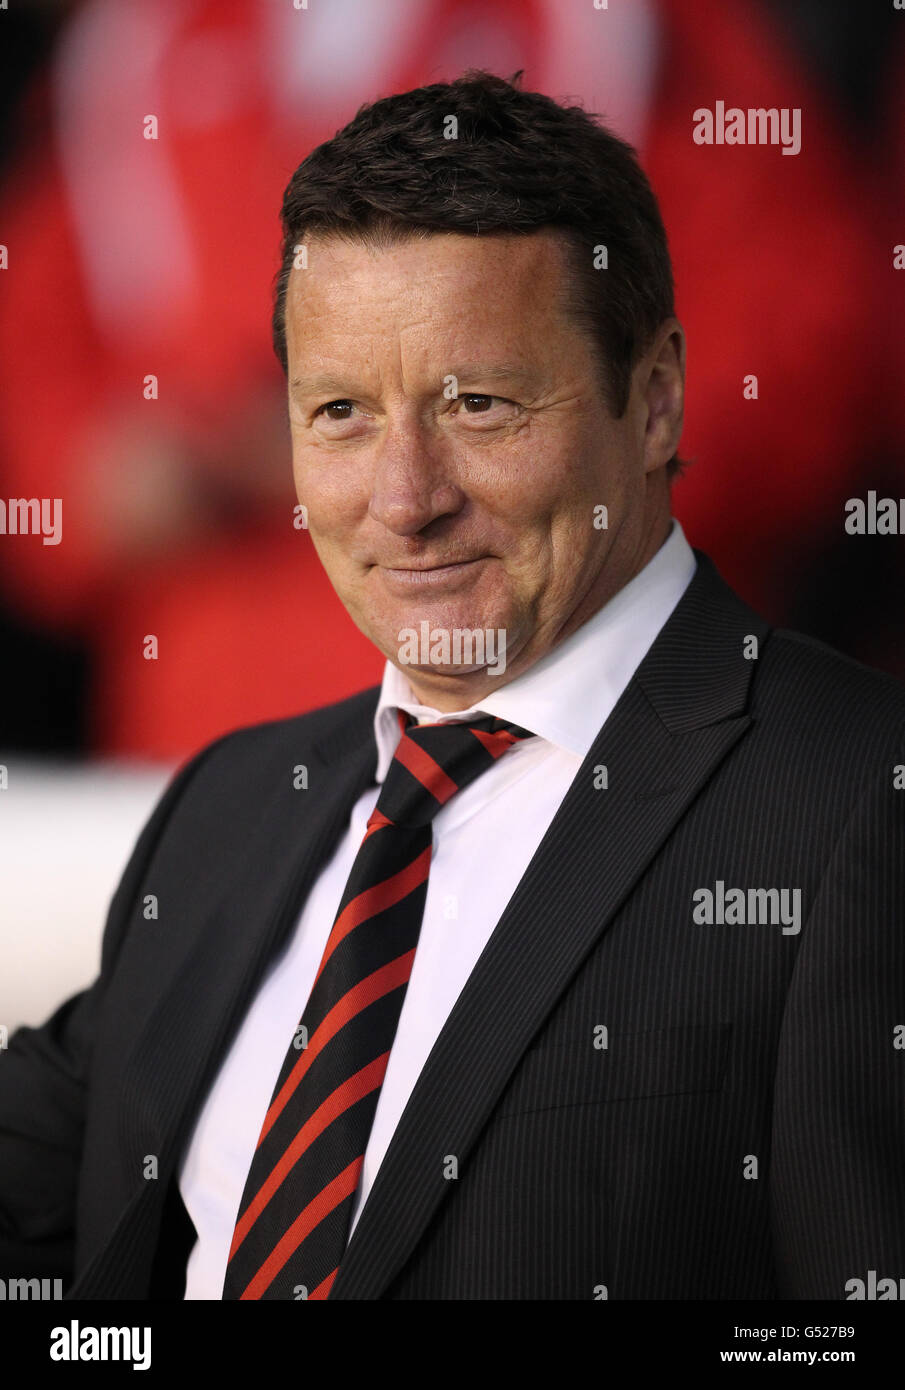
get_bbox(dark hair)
[273,70,683,476]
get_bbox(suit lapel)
[329,553,770,1298]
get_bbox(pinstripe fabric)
[3,552,903,1301]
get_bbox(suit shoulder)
[176,685,381,785]
[756,626,905,749]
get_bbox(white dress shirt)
[179,519,697,1297]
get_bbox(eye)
[315,399,355,420]
[452,393,521,427]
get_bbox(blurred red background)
[1,0,903,762]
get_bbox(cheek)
[292,450,365,533]
[507,443,615,575]
[514,418,601,495]
[461,441,562,531]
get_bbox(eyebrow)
[289,363,537,397]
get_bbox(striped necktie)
[222,710,535,1300]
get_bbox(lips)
[376,556,488,588]
[384,559,478,571]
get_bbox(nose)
[367,416,465,536]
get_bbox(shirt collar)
[372,518,697,782]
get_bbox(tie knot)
[371,712,535,830]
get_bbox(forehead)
[284,228,579,365]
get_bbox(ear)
[637,318,685,473]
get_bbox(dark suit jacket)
[2,551,904,1299]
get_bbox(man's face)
[286,229,678,708]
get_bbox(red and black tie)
[221,710,535,1300]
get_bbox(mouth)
[377,557,488,587]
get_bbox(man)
[1,72,903,1301]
